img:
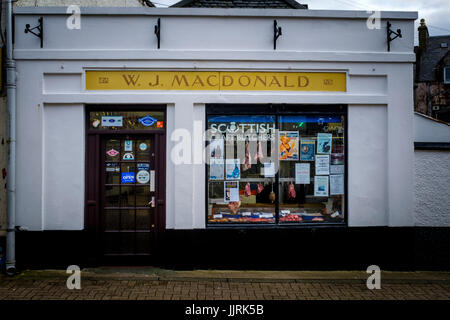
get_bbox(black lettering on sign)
[324,79,334,85]
[98,77,109,84]
[122,74,140,86]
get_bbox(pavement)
[0,268,449,300]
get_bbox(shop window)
[206,105,346,225]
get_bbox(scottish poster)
[225,159,241,180]
[317,133,332,154]
[300,139,315,161]
[314,175,329,197]
[279,131,299,161]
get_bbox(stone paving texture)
[0,269,449,300]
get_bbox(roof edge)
[170,0,307,9]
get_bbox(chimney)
[418,19,429,52]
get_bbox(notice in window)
[317,133,332,154]
[330,174,344,195]
[210,159,224,180]
[314,176,329,197]
[279,131,299,161]
[300,140,315,161]
[295,163,310,184]
[224,181,240,203]
[315,155,330,175]
[225,159,241,180]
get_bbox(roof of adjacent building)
[171,0,308,9]
[417,35,450,82]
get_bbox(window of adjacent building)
[444,66,450,84]
[206,105,346,225]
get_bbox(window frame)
[444,66,450,84]
[205,104,348,228]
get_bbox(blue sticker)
[121,172,135,184]
[137,163,150,171]
[138,115,157,127]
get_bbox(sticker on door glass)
[138,115,157,127]
[124,140,133,151]
[106,162,120,172]
[101,116,123,127]
[157,121,164,128]
[137,163,150,171]
[139,143,148,151]
[106,149,119,157]
[123,153,135,160]
[121,172,135,184]
[92,119,100,128]
[136,170,150,184]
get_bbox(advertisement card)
[264,162,275,177]
[224,181,240,203]
[330,174,344,195]
[315,155,330,175]
[279,131,299,161]
[317,133,332,154]
[210,159,225,180]
[225,159,241,180]
[209,139,224,159]
[330,164,345,174]
[314,176,329,197]
[300,140,315,161]
[295,163,310,184]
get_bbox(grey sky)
[153,0,450,41]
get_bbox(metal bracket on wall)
[273,20,282,50]
[154,18,161,49]
[24,17,43,48]
[387,21,402,52]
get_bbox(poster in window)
[225,159,241,180]
[279,131,299,161]
[209,139,224,159]
[300,140,315,161]
[295,163,310,184]
[317,133,332,154]
[314,176,329,197]
[224,181,240,203]
[210,159,224,180]
[330,174,344,195]
[315,155,330,175]
[330,164,345,175]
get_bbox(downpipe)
[5,0,17,276]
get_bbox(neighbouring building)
[415,19,450,123]
[1,0,449,271]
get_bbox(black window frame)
[205,104,348,229]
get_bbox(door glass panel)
[104,209,120,231]
[136,139,151,161]
[136,186,150,207]
[105,162,121,184]
[105,186,120,207]
[135,233,151,254]
[136,209,150,230]
[121,209,135,231]
[120,186,135,207]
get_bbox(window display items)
[314,175,329,197]
[209,139,224,159]
[295,163,310,184]
[225,159,241,179]
[209,159,225,180]
[300,140,315,161]
[279,131,299,161]
[315,155,330,175]
[243,140,252,171]
[287,183,296,199]
[317,133,332,154]
[224,181,240,203]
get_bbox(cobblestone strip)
[0,278,449,300]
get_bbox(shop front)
[11,7,425,269]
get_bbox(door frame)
[84,104,166,260]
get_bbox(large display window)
[206,105,346,225]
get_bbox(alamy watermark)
[66,265,81,290]
[366,265,381,289]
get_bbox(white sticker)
[101,116,123,127]
[124,140,133,151]
[136,170,150,184]
[139,143,148,151]
[123,153,134,160]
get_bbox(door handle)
[148,196,156,208]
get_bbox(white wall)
[414,151,450,226]
[43,104,84,230]
[12,7,417,230]
[414,113,450,143]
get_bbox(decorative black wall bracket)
[25,17,43,48]
[387,21,402,52]
[154,18,161,49]
[273,20,282,50]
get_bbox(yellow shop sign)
[86,71,346,92]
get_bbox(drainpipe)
[5,0,17,276]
